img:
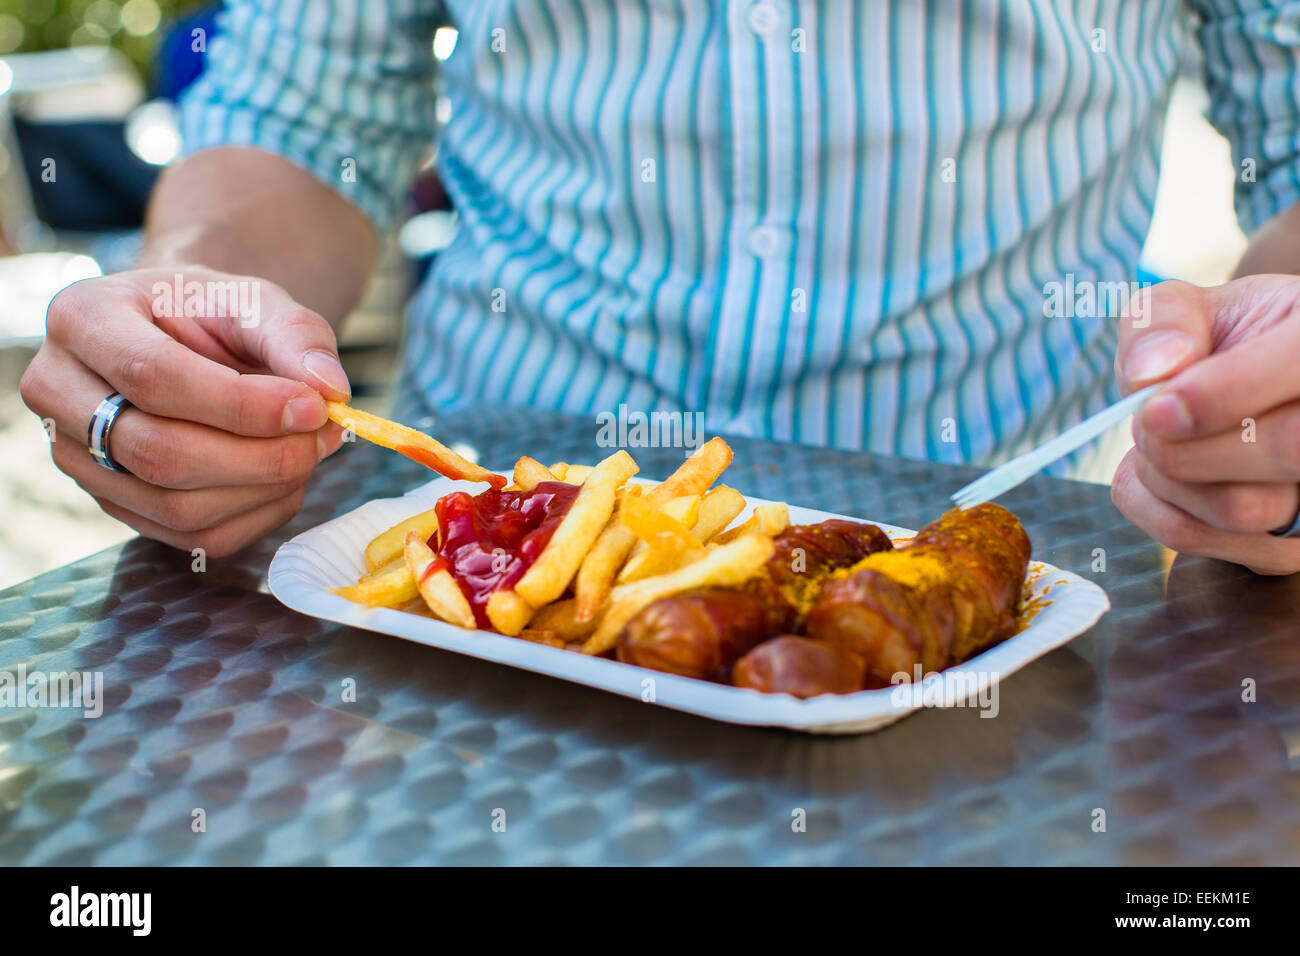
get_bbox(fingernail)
[1141,391,1195,439]
[283,396,327,433]
[1123,331,1194,385]
[302,349,351,398]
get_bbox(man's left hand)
[1112,275,1300,575]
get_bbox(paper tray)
[268,476,1110,734]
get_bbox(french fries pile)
[330,426,792,657]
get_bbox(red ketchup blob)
[432,480,579,628]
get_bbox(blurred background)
[0,1,1249,589]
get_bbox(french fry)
[714,502,790,544]
[528,598,599,640]
[403,533,476,629]
[617,495,703,583]
[581,533,775,655]
[360,555,404,581]
[691,486,746,543]
[653,437,733,500]
[486,589,536,636]
[513,456,559,492]
[621,494,700,548]
[325,401,505,490]
[755,503,789,535]
[513,450,639,607]
[340,433,768,657]
[573,437,732,620]
[617,534,700,583]
[333,558,419,608]
[364,507,441,571]
[564,464,593,484]
[518,628,568,649]
[573,526,635,621]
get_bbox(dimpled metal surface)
[1,405,1298,865]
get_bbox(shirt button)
[747,224,781,258]
[747,2,779,36]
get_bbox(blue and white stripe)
[180,0,1300,473]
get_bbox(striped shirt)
[180,1,1300,475]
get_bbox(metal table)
[2,406,1298,865]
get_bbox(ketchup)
[395,445,507,490]
[420,554,452,583]
[432,480,579,627]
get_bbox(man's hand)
[1112,276,1300,575]
[20,266,350,557]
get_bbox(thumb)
[1113,279,1214,395]
[233,284,352,402]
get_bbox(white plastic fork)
[951,384,1161,510]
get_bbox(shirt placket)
[706,0,797,435]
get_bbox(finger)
[51,436,307,532]
[110,414,344,490]
[1138,281,1300,439]
[162,273,352,400]
[1111,449,1300,575]
[1114,280,1215,394]
[1130,450,1299,535]
[49,279,330,437]
[222,289,352,401]
[22,346,339,489]
[94,484,308,559]
[144,272,351,400]
[1132,400,1300,484]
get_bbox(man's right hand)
[19,266,351,557]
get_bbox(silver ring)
[1269,490,1300,539]
[86,392,132,474]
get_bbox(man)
[18,1,1300,573]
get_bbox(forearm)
[138,146,379,327]
[1233,199,1300,279]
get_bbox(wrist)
[136,222,245,275]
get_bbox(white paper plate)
[268,475,1110,734]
